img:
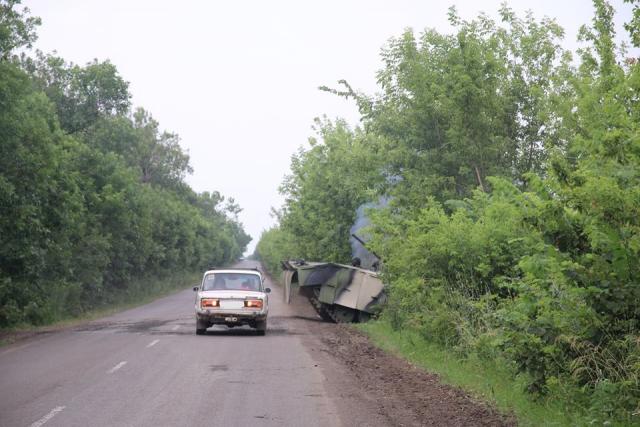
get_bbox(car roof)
[203,269,262,276]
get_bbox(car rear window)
[202,273,262,291]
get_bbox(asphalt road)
[0,261,342,427]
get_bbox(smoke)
[349,196,390,269]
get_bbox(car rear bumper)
[196,309,267,325]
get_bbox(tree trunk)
[474,164,486,192]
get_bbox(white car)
[193,268,270,335]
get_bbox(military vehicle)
[280,259,387,323]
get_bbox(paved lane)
[0,261,340,427]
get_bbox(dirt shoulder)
[309,322,515,427]
[283,286,514,426]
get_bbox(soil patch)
[315,322,515,426]
[287,288,515,426]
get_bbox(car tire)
[256,319,267,336]
[196,319,208,335]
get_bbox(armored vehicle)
[281,259,386,323]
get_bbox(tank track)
[308,287,335,322]
[306,286,356,323]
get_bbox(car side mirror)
[265,288,271,293]
[192,286,199,292]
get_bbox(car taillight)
[201,298,219,308]
[244,299,263,309]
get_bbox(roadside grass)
[358,320,589,427]
[0,270,201,347]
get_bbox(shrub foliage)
[258,1,640,422]
[0,1,250,327]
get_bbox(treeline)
[0,2,250,327]
[258,1,640,423]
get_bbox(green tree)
[0,60,84,324]
[278,118,383,262]
[23,53,131,133]
[0,0,40,59]
[325,6,568,208]
[132,108,192,188]
[1,4,251,326]
[260,1,640,421]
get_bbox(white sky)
[25,0,634,254]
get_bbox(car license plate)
[220,300,244,309]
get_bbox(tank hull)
[281,260,387,322]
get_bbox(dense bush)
[256,118,383,265]
[258,1,640,422]
[0,2,250,327]
[255,227,296,275]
